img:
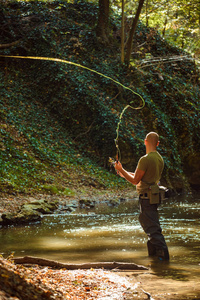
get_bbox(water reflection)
[0,193,200,282]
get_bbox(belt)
[139,193,149,200]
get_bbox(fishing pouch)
[148,184,169,204]
[149,184,160,204]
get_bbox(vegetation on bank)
[0,0,199,194]
[0,91,127,194]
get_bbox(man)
[114,131,169,261]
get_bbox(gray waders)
[139,197,169,261]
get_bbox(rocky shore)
[0,189,138,227]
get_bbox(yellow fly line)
[0,55,145,160]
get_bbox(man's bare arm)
[115,161,145,185]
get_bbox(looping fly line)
[0,55,145,160]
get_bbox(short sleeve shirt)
[136,151,164,194]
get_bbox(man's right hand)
[114,161,125,177]
[114,160,122,172]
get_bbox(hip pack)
[149,184,168,204]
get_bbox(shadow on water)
[149,261,191,281]
[0,193,200,284]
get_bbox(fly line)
[0,55,145,160]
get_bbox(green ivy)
[0,0,199,193]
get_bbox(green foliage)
[124,0,200,59]
[0,0,199,193]
[41,184,75,196]
[0,65,128,193]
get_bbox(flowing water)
[0,193,200,284]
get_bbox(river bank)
[0,189,200,299]
[0,188,136,215]
[1,255,199,300]
[0,188,138,226]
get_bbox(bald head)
[145,132,159,148]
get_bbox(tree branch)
[0,39,21,49]
[13,256,148,270]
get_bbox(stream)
[0,193,199,284]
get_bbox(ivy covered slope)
[0,0,200,195]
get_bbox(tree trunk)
[162,6,170,37]
[13,256,148,270]
[146,0,149,27]
[96,0,110,43]
[121,0,125,63]
[162,16,168,37]
[125,0,145,66]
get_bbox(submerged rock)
[108,199,120,207]
[79,199,96,209]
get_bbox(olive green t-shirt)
[136,151,164,194]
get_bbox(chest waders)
[139,196,169,261]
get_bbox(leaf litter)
[0,257,134,299]
[31,267,132,299]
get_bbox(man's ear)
[157,141,160,146]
